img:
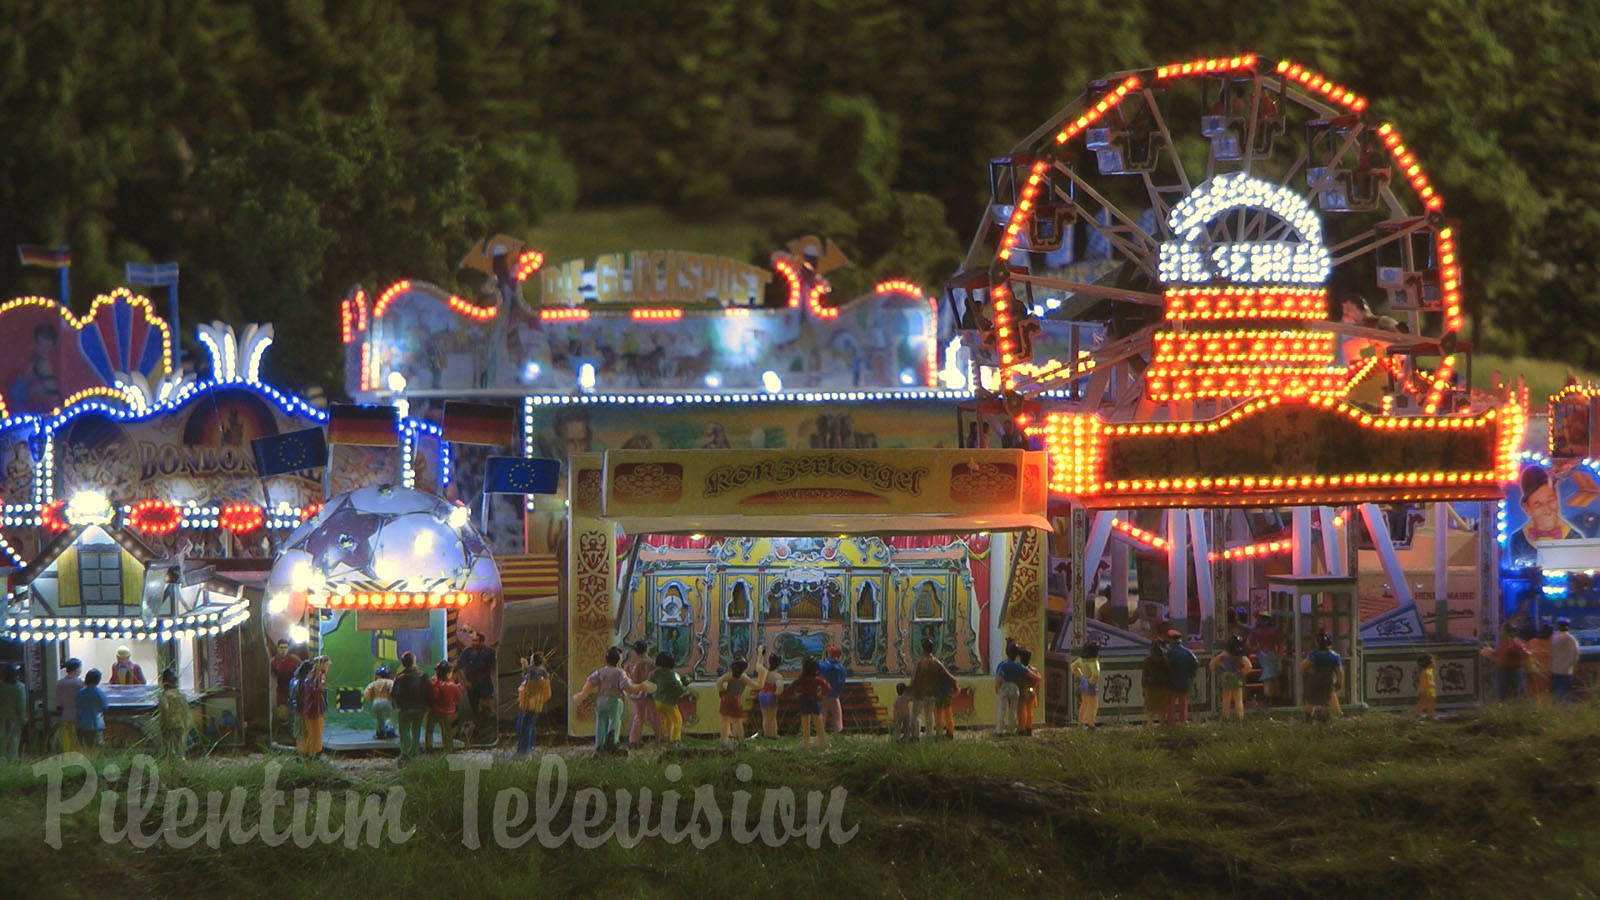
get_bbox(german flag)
[442,401,517,446]
[17,245,70,268]
[326,404,400,447]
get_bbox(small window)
[80,547,123,606]
[659,585,686,625]
[854,582,882,663]
[726,581,752,620]
[914,582,943,620]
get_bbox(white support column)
[1083,511,1115,605]
[1188,509,1215,631]
[1319,506,1345,576]
[1167,509,1188,634]
[1478,500,1499,643]
[1229,509,1251,615]
[1359,503,1414,608]
[1433,502,1451,642]
[1110,540,1130,628]
[989,531,1010,658]
[1292,507,1315,575]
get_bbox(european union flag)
[485,456,561,495]
[252,427,327,478]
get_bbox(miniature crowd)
[0,649,192,761]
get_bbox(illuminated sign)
[1158,173,1331,285]
[538,251,773,308]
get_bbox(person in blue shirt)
[76,669,109,755]
[1300,631,1343,722]
[993,644,1029,735]
[818,646,848,734]
[1164,631,1200,725]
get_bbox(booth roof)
[603,512,1050,537]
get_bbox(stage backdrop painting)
[0,292,171,417]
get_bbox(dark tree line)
[3,0,1597,390]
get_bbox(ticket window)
[61,637,195,692]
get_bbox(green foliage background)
[2,0,1596,391]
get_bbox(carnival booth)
[949,54,1526,721]
[264,484,501,749]
[564,447,1049,736]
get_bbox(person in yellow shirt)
[1415,653,1436,720]
[1069,642,1102,728]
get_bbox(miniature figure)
[1142,639,1169,727]
[1551,618,1580,702]
[287,658,314,745]
[1018,647,1042,736]
[756,652,784,738]
[714,656,761,748]
[1210,635,1253,723]
[298,656,330,755]
[791,657,832,751]
[109,646,146,685]
[55,658,82,752]
[1165,631,1199,726]
[457,632,499,733]
[426,660,462,752]
[994,642,1028,736]
[572,646,645,753]
[623,639,660,746]
[644,652,688,746]
[514,654,552,756]
[364,666,396,740]
[818,645,848,733]
[1069,642,1102,728]
[1415,653,1436,720]
[391,652,432,756]
[0,664,24,760]
[76,669,108,755]
[156,668,189,758]
[892,683,916,741]
[1246,612,1283,704]
[1483,621,1528,702]
[1527,625,1553,707]
[1300,632,1342,722]
[270,639,301,729]
[910,638,957,740]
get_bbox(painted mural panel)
[0,292,171,417]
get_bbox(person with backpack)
[514,654,551,757]
[286,658,314,747]
[390,652,432,757]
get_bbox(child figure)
[571,647,645,754]
[1018,648,1042,736]
[515,654,552,756]
[644,653,689,745]
[1069,642,1102,728]
[994,643,1028,735]
[1210,636,1253,722]
[426,661,462,752]
[1415,653,1437,720]
[714,657,761,748]
[77,669,109,756]
[892,683,916,742]
[363,666,396,740]
[1300,632,1343,722]
[1142,639,1170,728]
[791,657,832,751]
[756,653,784,738]
[155,669,189,758]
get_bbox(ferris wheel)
[955,54,1465,410]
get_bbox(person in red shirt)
[426,660,463,752]
[270,640,301,730]
[1482,622,1529,702]
[791,657,832,751]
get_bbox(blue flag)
[125,262,180,287]
[485,456,561,495]
[252,427,327,478]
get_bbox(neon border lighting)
[2,598,251,643]
[1156,55,1257,80]
[1163,287,1327,321]
[314,591,483,609]
[0,288,174,376]
[1273,60,1368,112]
[1154,330,1336,364]
[373,280,497,322]
[875,280,941,388]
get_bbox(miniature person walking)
[892,683,916,742]
[1300,633,1343,722]
[155,669,189,758]
[818,645,848,734]
[391,652,432,757]
[791,657,832,751]
[1142,639,1170,727]
[1551,618,1580,703]
[426,660,463,752]
[755,652,784,738]
[994,642,1029,736]
[715,657,761,748]
[76,669,109,756]
[1165,631,1200,726]
[55,658,83,753]
[364,666,396,740]
[645,652,689,746]
[1211,635,1254,723]
[298,656,330,756]
[1415,653,1437,720]
[622,640,660,746]
[0,664,24,761]
[456,632,498,737]
[572,647,644,754]
[514,654,552,756]
[1069,642,1102,728]
[1018,647,1042,736]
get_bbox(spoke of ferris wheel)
[1328,219,1433,268]
[1008,273,1164,307]
[1050,163,1162,256]
[1138,86,1193,197]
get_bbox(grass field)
[3,704,1598,899]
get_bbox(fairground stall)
[341,235,981,717]
[0,294,466,748]
[563,448,1048,736]
[948,54,1527,721]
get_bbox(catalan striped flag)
[17,245,70,268]
[442,401,517,447]
[326,404,400,447]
